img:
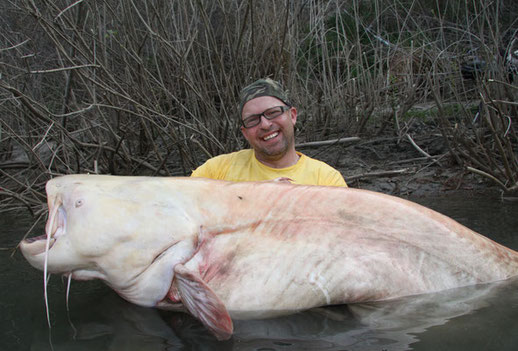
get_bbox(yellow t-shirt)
[191,149,347,187]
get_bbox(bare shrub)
[1,0,517,213]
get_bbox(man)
[191,78,347,187]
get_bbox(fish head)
[19,175,198,306]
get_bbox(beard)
[253,131,294,160]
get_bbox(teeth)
[263,132,278,141]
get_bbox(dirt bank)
[299,127,504,199]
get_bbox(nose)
[258,114,273,129]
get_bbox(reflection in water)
[2,194,518,350]
[24,277,518,351]
[30,294,186,351]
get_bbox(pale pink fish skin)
[181,179,518,318]
[19,175,518,338]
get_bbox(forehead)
[241,96,285,117]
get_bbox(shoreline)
[301,130,510,199]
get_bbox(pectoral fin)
[173,264,233,340]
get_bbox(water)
[1,193,517,351]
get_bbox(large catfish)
[19,175,518,340]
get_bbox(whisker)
[43,198,61,328]
[47,326,55,351]
[66,274,72,311]
[44,273,51,327]
[64,273,78,339]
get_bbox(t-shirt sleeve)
[307,157,347,187]
[191,160,214,178]
[322,168,347,187]
[190,154,232,180]
[283,154,348,187]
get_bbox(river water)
[1,193,517,351]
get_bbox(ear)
[289,107,297,125]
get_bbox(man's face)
[240,96,297,162]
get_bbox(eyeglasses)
[241,105,291,128]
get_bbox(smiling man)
[191,78,347,187]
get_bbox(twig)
[466,166,508,190]
[0,39,30,52]
[29,64,100,74]
[388,154,444,165]
[346,168,412,182]
[296,137,361,148]
[0,187,37,216]
[405,134,432,158]
[54,0,85,20]
[488,100,518,106]
[53,104,95,118]
[32,122,54,153]
[190,135,213,159]
[487,79,518,91]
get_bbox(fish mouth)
[21,234,56,255]
[20,199,66,257]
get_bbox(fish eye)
[75,199,84,208]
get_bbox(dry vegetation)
[1,0,517,214]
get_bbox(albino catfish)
[19,175,518,340]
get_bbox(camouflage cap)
[239,78,290,115]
